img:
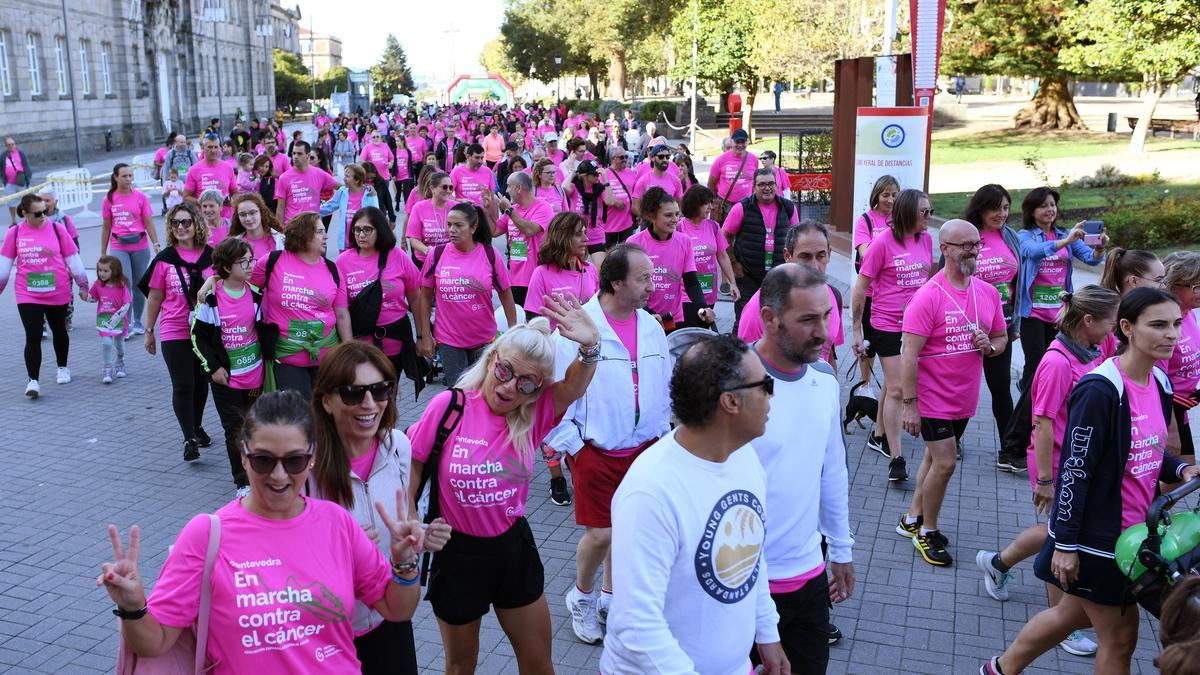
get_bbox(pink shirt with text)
[524,262,599,330]
[335,248,421,356]
[603,167,636,233]
[208,218,230,247]
[901,272,1005,419]
[498,199,554,286]
[103,190,154,252]
[214,280,264,390]
[276,167,338,223]
[406,200,451,263]
[1028,247,1069,322]
[242,233,279,262]
[1121,367,1169,528]
[679,218,728,305]
[631,171,683,202]
[250,251,347,367]
[534,186,567,214]
[2,222,79,306]
[148,247,210,342]
[975,229,1018,305]
[408,389,563,537]
[627,229,697,322]
[147,499,390,674]
[185,161,237,219]
[858,231,933,332]
[419,244,511,348]
[709,150,758,202]
[1163,309,1200,396]
[89,281,132,337]
[359,143,394,181]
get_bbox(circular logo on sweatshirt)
[694,489,766,604]
[881,124,906,148]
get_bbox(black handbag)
[348,249,389,337]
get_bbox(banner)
[909,0,947,109]
[852,107,929,248]
[875,56,897,107]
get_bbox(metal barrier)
[131,153,159,188]
[45,168,95,214]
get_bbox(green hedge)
[636,100,679,124]
[1103,197,1200,249]
[563,98,603,114]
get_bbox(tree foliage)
[479,37,525,88]
[370,34,415,100]
[273,49,310,112]
[315,65,351,99]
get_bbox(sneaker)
[827,622,843,645]
[183,439,200,462]
[896,513,922,538]
[194,428,212,448]
[24,379,40,399]
[598,590,611,625]
[913,530,954,566]
[996,449,1028,473]
[101,367,113,384]
[979,657,1003,675]
[565,585,603,644]
[115,361,127,378]
[131,322,146,336]
[549,476,572,506]
[976,550,1012,601]
[1008,453,1028,472]
[866,434,890,459]
[888,456,908,482]
[956,439,963,461]
[236,485,252,499]
[1059,630,1097,656]
[56,367,71,384]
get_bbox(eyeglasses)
[353,225,376,235]
[722,375,775,396]
[944,240,981,252]
[243,450,313,475]
[919,208,935,217]
[1137,275,1167,287]
[654,154,670,160]
[237,210,259,219]
[1189,284,1200,296]
[335,380,394,406]
[27,210,46,218]
[236,257,255,269]
[169,218,194,228]
[754,183,775,189]
[493,359,543,395]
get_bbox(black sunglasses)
[723,375,775,396]
[27,210,46,218]
[336,380,393,406]
[169,218,194,227]
[243,451,312,475]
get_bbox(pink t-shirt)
[276,167,338,223]
[208,218,230,247]
[349,440,379,481]
[146,499,390,674]
[534,186,567,214]
[771,166,789,193]
[4,151,23,183]
[1163,310,1200,396]
[419,244,512,349]
[524,262,599,329]
[627,229,697,322]
[721,200,800,237]
[631,170,683,202]
[406,200,451,264]
[185,161,237,205]
[852,208,892,251]
[498,199,554,286]
[251,251,347,367]
[102,190,154,252]
[89,280,132,337]
[214,280,264,390]
[242,233,279,262]
[335,248,421,356]
[263,152,290,178]
[403,189,424,215]
[737,286,843,366]
[1121,366,1170,528]
[606,308,641,425]
[634,160,680,180]
[482,134,506,163]
[149,247,210,342]
[679,218,728,305]
[902,272,1005,419]
[359,143,394,181]
[603,167,636,233]
[1028,247,1070,322]
[2,221,80,306]
[975,229,1018,305]
[859,231,933,332]
[340,190,367,249]
[450,165,496,206]
[709,150,758,202]
[1028,341,1103,489]
[407,388,563,537]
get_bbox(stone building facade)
[297,27,340,80]
[0,0,301,165]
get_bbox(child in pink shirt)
[88,255,133,383]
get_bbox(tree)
[479,36,525,88]
[315,65,351,100]
[273,49,310,112]
[750,0,875,86]
[941,0,1087,130]
[1060,0,1200,153]
[370,34,415,101]
[670,0,759,126]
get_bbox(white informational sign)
[851,107,929,261]
[875,56,897,107]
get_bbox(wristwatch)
[113,604,149,620]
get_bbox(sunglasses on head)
[242,449,313,475]
[493,359,542,395]
[335,380,393,406]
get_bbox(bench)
[1126,117,1200,140]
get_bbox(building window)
[78,40,91,95]
[26,33,41,96]
[100,43,112,95]
[0,32,11,96]
[54,36,67,95]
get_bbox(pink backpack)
[116,514,220,674]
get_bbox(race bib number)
[764,251,774,269]
[992,281,1012,303]
[288,319,325,342]
[1031,284,1063,308]
[698,272,715,295]
[510,239,528,262]
[26,271,55,293]
[228,342,262,374]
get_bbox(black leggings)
[1019,316,1057,392]
[210,383,256,487]
[161,339,210,441]
[983,334,1015,450]
[354,619,418,675]
[18,303,69,380]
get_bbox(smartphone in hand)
[1082,221,1104,247]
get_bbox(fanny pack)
[115,231,145,245]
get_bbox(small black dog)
[842,380,879,435]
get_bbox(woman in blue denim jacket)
[1016,187,1106,390]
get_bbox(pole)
[309,14,316,103]
[689,0,698,150]
[213,19,225,127]
[59,0,84,167]
[883,0,897,55]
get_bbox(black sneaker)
[183,439,200,462]
[194,427,212,448]
[888,456,907,482]
[549,476,572,506]
[827,622,843,645]
[913,529,954,566]
[896,513,922,538]
[866,434,890,459]
[956,439,963,461]
[996,450,1028,473]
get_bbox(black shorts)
[1034,538,1132,607]
[871,329,903,358]
[510,285,528,308]
[587,242,606,255]
[751,571,830,673]
[861,297,877,358]
[605,227,634,248]
[425,517,544,625]
[920,417,969,442]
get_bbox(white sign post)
[852,107,929,252]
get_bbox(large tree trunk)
[588,70,600,100]
[744,81,760,142]
[1129,83,1165,154]
[607,51,627,100]
[1012,77,1086,130]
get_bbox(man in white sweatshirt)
[750,263,855,672]
[601,333,789,675]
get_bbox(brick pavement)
[0,233,1192,673]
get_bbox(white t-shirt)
[601,430,779,675]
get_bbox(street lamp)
[554,56,562,102]
[199,0,226,128]
[59,0,83,167]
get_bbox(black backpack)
[423,243,500,290]
[347,249,389,337]
[411,388,466,583]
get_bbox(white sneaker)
[1059,630,1098,656]
[598,590,612,625]
[24,379,40,399]
[236,485,252,499]
[975,550,1012,602]
[565,585,603,644]
[56,367,71,384]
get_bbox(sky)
[292,0,504,87]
